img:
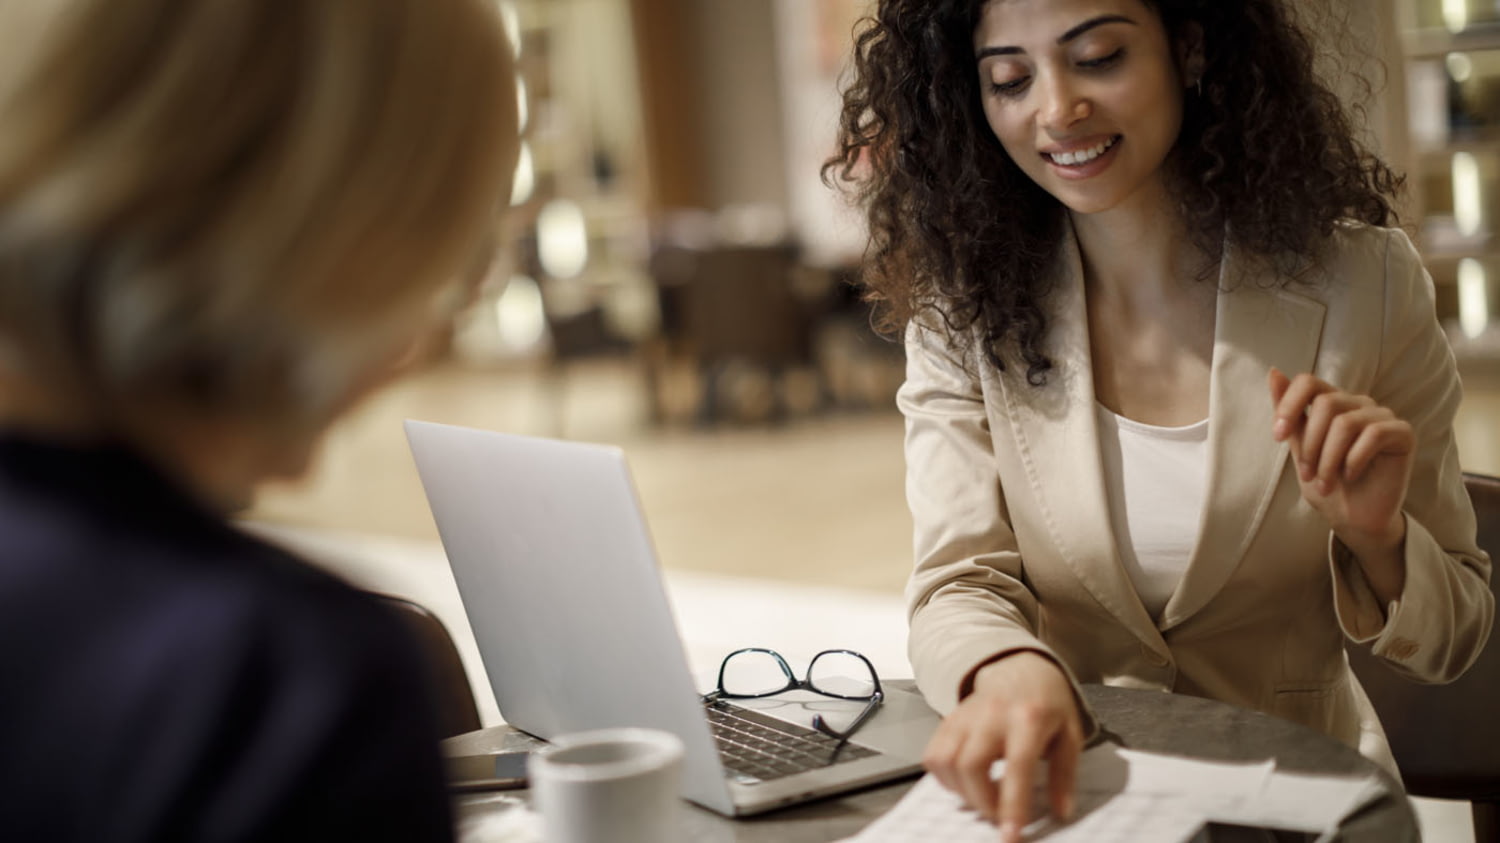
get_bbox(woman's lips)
[1043,135,1122,179]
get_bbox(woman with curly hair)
[827,0,1494,837]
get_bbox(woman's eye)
[1078,48,1124,69]
[989,77,1030,97]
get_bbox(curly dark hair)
[824,0,1403,385]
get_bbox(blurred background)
[240,6,1500,836]
[247,0,1500,596]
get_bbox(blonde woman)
[0,0,517,839]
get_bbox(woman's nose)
[1038,76,1091,130]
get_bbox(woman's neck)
[1068,182,1220,427]
[0,375,313,514]
[1068,184,1208,305]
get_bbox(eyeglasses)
[704,648,884,743]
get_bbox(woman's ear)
[1175,22,1206,88]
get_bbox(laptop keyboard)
[704,698,880,784]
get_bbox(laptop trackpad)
[734,683,939,760]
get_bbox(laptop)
[403,420,941,816]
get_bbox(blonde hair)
[0,0,517,430]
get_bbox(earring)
[1195,76,1203,97]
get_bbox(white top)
[1095,403,1210,620]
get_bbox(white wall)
[771,0,869,265]
[688,0,791,211]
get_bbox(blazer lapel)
[998,224,1163,647]
[1158,246,1327,631]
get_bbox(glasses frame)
[706,647,885,743]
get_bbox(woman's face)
[973,0,1191,217]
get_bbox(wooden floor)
[248,357,916,594]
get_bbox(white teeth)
[1048,136,1117,166]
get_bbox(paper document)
[837,743,1385,842]
[1238,769,1388,836]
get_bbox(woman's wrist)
[1335,514,1408,606]
[971,651,1076,705]
[1335,512,1406,556]
[961,649,1055,699]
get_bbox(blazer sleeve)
[900,320,1096,726]
[1329,228,1495,682]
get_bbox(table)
[448,683,1419,842]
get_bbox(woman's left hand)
[1267,368,1413,555]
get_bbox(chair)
[373,594,482,739]
[672,242,818,423]
[1345,472,1500,842]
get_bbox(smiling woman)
[826,0,1402,386]
[825,1,1494,841]
[973,2,1192,217]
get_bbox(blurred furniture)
[688,243,814,422]
[374,593,482,739]
[646,239,829,424]
[1344,471,1500,841]
[450,683,1417,841]
[510,221,636,435]
[539,299,632,434]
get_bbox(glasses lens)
[720,650,794,697]
[808,652,877,699]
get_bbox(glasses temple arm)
[811,689,884,743]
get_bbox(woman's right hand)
[921,651,1084,843]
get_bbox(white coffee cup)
[528,727,685,843]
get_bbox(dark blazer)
[0,435,454,842]
[900,222,1494,775]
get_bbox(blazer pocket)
[1272,676,1357,745]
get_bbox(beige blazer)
[900,222,1495,773]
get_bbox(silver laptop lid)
[403,420,733,813]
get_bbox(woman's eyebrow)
[975,14,1138,61]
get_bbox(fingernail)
[1317,478,1332,495]
[1000,821,1021,843]
[1063,794,1076,821]
[1273,418,1287,439]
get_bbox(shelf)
[1418,225,1497,260]
[1419,245,1500,263]
[1444,320,1500,365]
[1403,24,1500,59]
[1415,136,1500,161]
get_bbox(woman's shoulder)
[0,512,448,837]
[1298,221,1438,338]
[98,528,417,705]
[1277,221,1428,308]
[1321,220,1422,269]
[190,533,420,681]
